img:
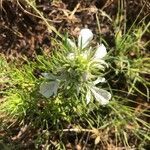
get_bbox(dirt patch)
[0,0,149,58]
[0,0,150,149]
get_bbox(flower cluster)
[66,28,111,105]
[40,28,111,105]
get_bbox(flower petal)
[94,44,107,60]
[67,38,76,48]
[78,28,93,49]
[86,89,92,104]
[91,86,111,105]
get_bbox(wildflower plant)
[0,1,150,149]
[39,28,111,105]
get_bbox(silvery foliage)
[39,73,59,98]
[40,28,111,105]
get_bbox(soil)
[1,0,149,58]
[0,0,150,149]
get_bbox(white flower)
[90,86,111,105]
[93,44,107,60]
[78,28,93,49]
[85,85,111,105]
[85,77,111,105]
[67,28,108,61]
[67,28,93,50]
[66,28,111,105]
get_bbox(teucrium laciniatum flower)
[40,28,111,105]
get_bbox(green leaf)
[39,81,59,98]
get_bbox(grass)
[0,0,150,149]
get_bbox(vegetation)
[0,0,149,149]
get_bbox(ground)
[0,0,150,149]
